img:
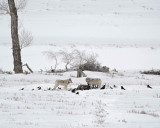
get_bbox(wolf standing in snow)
[53,78,72,90]
[85,78,101,88]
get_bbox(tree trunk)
[77,69,87,78]
[8,0,23,73]
[77,69,82,78]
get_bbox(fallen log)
[23,63,33,73]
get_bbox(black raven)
[147,85,152,89]
[100,85,105,89]
[110,86,113,89]
[37,86,41,90]
[113,85,117,88]
[20,88,24,90]
[121,86,126,90]
[72,88,76,93]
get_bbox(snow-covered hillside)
[0,0,160,46]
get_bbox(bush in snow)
[140,69,160,75]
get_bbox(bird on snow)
[76,92,79,95]
[121,86,126,90]
[100,85,105,89]
[58,87,61,90]
[20,88,24,90]
[147,85,152,89]
[72,88,76,93]
[113,85,117,88]
[110,86,113,89]
[37,86,41,90]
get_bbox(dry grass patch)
[128,109,159,117]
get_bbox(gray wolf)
[53,78,72,90]
[85,78,101,88]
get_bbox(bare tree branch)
[72,49,86,67]
[59,50,74,71]
[71,50,100,71]
[0,0,27,15]
[0,0,10,15]
[15,0,27,11]
[19,28,33,49]
[23,63,33,73]
[85,52,98,65]
[43,51,60,72]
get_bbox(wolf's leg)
[64,85,67,90]
[53,84,58,90]
[98,81,101,88]
[91,84,93,89]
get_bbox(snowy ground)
[0,71,160,128]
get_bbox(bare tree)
[0,0,27,73]
[72,49,99,69]
[8,0,23,73]
[85,52,98,65]
[43,51,60,72]
[59,50,74,71]
[72,49,86,68]
[19,28,33,49]
[74,51,100,71]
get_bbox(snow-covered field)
[0,71,160,128]
[0,0,160,127]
